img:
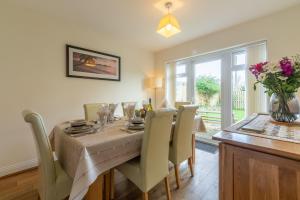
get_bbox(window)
[170,42,267,142]
[176,65,186,75]
[231,51,247,122]
[233,52,246,65]
[174,49,249,130]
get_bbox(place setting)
[124,117,145,133]
[64,120,101,137]
[121,106,146,133]
[64,103,119,137]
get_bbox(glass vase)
[269,93,300,123]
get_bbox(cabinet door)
[220,143,300,200]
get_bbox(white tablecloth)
[50,120,143,200]
[50,117,204,200]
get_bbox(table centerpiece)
[250,55,300,122]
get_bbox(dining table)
[49,116,205,200]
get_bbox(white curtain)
[165,62,176,107]
[246,43,268,115]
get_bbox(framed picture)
[66,45,121,81]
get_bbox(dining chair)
[84,103,108,121]
[116,109,176,200]
[121,102,137,117]
[22,110,72,200]
[169,105,198,189]
[174,101,191,109]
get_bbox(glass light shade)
[157,14,181,38]
[145,77,163,89]
[153,77,163,88]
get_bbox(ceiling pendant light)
[157,2,181,38]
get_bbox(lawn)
[199,108,245,122]
[232,109,245,122]
[196,108,245,142]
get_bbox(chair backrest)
[84,103,108,121]
[22,110,56,200]
[140,109,176,191]
[121,102,137,117]
[174,101,191,109]
[172,105,198,163]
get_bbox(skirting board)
[0,159,37,178]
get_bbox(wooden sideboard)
[213,131,300,200]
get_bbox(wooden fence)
[200,111,237,124]
[232,90,245,110]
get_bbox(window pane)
[233,53,246,65]
[176,65,186,75]
[194,60,221,135]
[176,77,187,101]
[231,70,246,123]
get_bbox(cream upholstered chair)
[117,109,176,200]
[84,103,108,121]
[22,110,72,200]
[121,102,137,117]
[169,105,198,189]
[174,101,191,109]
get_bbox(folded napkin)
[108,103,118,122]
[125,104,135,120]
[97,105,109,126]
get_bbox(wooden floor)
[0,144,219,200]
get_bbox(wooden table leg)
[86,174,104,200]
[105,173,111,200]
[142,192,148,200]
[192,134,196,164]
[110,169,115,199]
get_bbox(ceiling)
[7,0,300,52]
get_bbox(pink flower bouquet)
[249,55,300,122]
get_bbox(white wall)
[0,3,154,176]
[154,5,300,104]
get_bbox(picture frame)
[66,45,121,81]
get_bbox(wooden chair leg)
[188,157,194,177]
[192,134,196,164]
[86,174,103,200]
[174,164,181,189]
[110,169,114,199]
[142,192,148,200]
[164,176,172,200]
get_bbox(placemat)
[224,113,300,144]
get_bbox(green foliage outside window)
[196,75,220,106]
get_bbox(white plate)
[128,124,144,130]
[64,125,94,134]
